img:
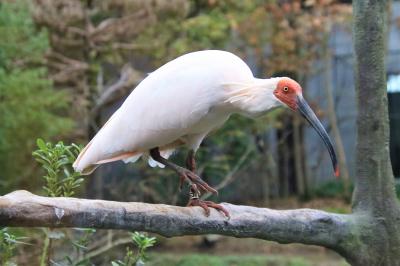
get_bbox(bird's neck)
[224,77,283,118]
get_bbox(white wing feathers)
[73,50,254,174]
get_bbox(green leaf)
[36,138,47,151]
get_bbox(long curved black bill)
[297,95,339,177]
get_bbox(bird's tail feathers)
[80,164,100,175]
[72,140,94,175]
[73,146,175,175]
[73,149,141,175]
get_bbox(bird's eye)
[283,86,289,92]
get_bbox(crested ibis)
[73,50,338,217]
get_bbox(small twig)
[90,65,144,118]
[77,236,132,263]
[201,146,253,200]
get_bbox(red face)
[273,78,302,110]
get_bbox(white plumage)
[73,50,283,174]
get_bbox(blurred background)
[1,0,400,265]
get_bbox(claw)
[198,200,211,216]
[204,201,230,218]
[187,197,230,218]
[187,198,210,216]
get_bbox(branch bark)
[0,190,353,250]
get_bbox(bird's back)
[73,50,254,173]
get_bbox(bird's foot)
[187,185,230,218]
[178,169,217,195]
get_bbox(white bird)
[73,50,338,217]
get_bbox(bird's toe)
[187,198,229,218]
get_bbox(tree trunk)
[350,0,400,264]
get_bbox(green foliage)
[112,232,157,266]
[322,206,350,214]
[111,247,137,266]
[71,228,97,254]
[0,228,18,265]
[33,139,83,197]
[312,180,344,198]
[63,228,96,266]
[0,1,48,68]
[0,0,72,192]
[33,139,86,266]
[136,1,260,63]
[311,179,353,199]
[147,253,316,266]
[0,228,28,265]
[131,232,157,262]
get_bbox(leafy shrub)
[311,179,353,199]
[0,228,28,265]
[112,232,157,266]
[33,139,83,197]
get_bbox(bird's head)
[273,78,302,110]
[273,77,339,178]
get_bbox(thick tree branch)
[0,190,352,249]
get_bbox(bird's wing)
[73,50,254,173]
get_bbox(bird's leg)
[184,150,230,218]
[149,148,217,194]
[181,149,196,190]
[186,149,196,172]
[187,184,230,218]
